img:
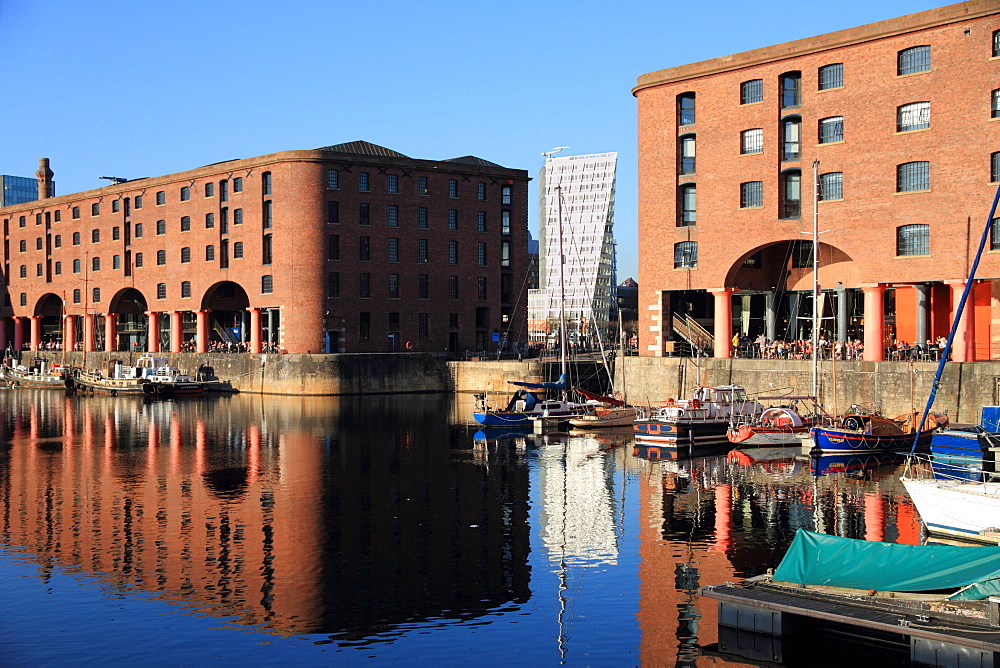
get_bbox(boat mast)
[812,159,820,400]
[556,183,569,401]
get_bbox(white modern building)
[528,152,617,347]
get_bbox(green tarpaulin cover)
[772,530,1000,601]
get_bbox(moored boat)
[727,397,826,446]
[810,407,944,454]
[901,184,1000,542]
[74,355,207,397]
[633,385,763,451]
[2,356,73,390]
[567,388,637,428]
[473,374,591,427]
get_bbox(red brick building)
[634,1,1000,361]
[0,142,529,355]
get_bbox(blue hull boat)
[811,411,940,454]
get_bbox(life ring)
[690,399,701,409]
[405,341,413,350]
[614,391,623,400]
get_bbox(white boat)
[902,474,1000,542]
[901,184,1000,541]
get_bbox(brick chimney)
[36,158,54,199]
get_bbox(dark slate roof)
[619,277,638,288]
[444,155,502,168]
[318,141,410,159]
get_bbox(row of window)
[9,173,272,228]
[326,235,509,266]
[677,155,1000,226]
[680,98,987,175]
[326,201,511,233]
[13,204,273,255]
[326,272,497,303]
[679,39,999,122]
[354,311,450,342]
[327,169,513,203]
[672,220,941,270]
[16,237,273,279]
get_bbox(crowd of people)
[732,333,951,361]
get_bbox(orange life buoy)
[690,399,701,409]
[405,341,413,350]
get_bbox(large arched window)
[678,184,696,226]
[780,71,801,108]
[679,135,696,174]
[678,92,696,126]
[779,170,801,219]
[781,117,801,161]
[897,224,929,256]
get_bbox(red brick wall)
[0,149,529,354]
[635,3,1000,356]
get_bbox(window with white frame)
[674,241,697,269]
[741,128,763,154]
[818,116,843,143]
[897,102,930,132]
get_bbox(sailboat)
[474,182,591,427]
[568,312,638,429]
[901,184,1000,542]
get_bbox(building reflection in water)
[632,443,924,666]
[0,390,531,640]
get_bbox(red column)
[169,311,182,353]
[63,315,77,353]
[195,310,209,354]
[103,313,117,352]
[12,317,24,351]
[29,315,42,351]
[861,284,886,361]
[145,312,160,353]
[947,280,975,363]
[710,288,735,359]
[247,307,262,354]
[83,315,95,353]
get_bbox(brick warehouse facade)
[634,1,1000,362]
[0,142,529,355]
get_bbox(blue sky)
[1,0,943,279]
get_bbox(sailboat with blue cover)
[473,374,591,427]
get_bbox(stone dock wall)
[25,352,1000,422]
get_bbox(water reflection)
[0,390,928,665]
[0,390,530,642]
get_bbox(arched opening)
[202,281,250,347]
[33,293,64,349]
[109,288,148,352]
